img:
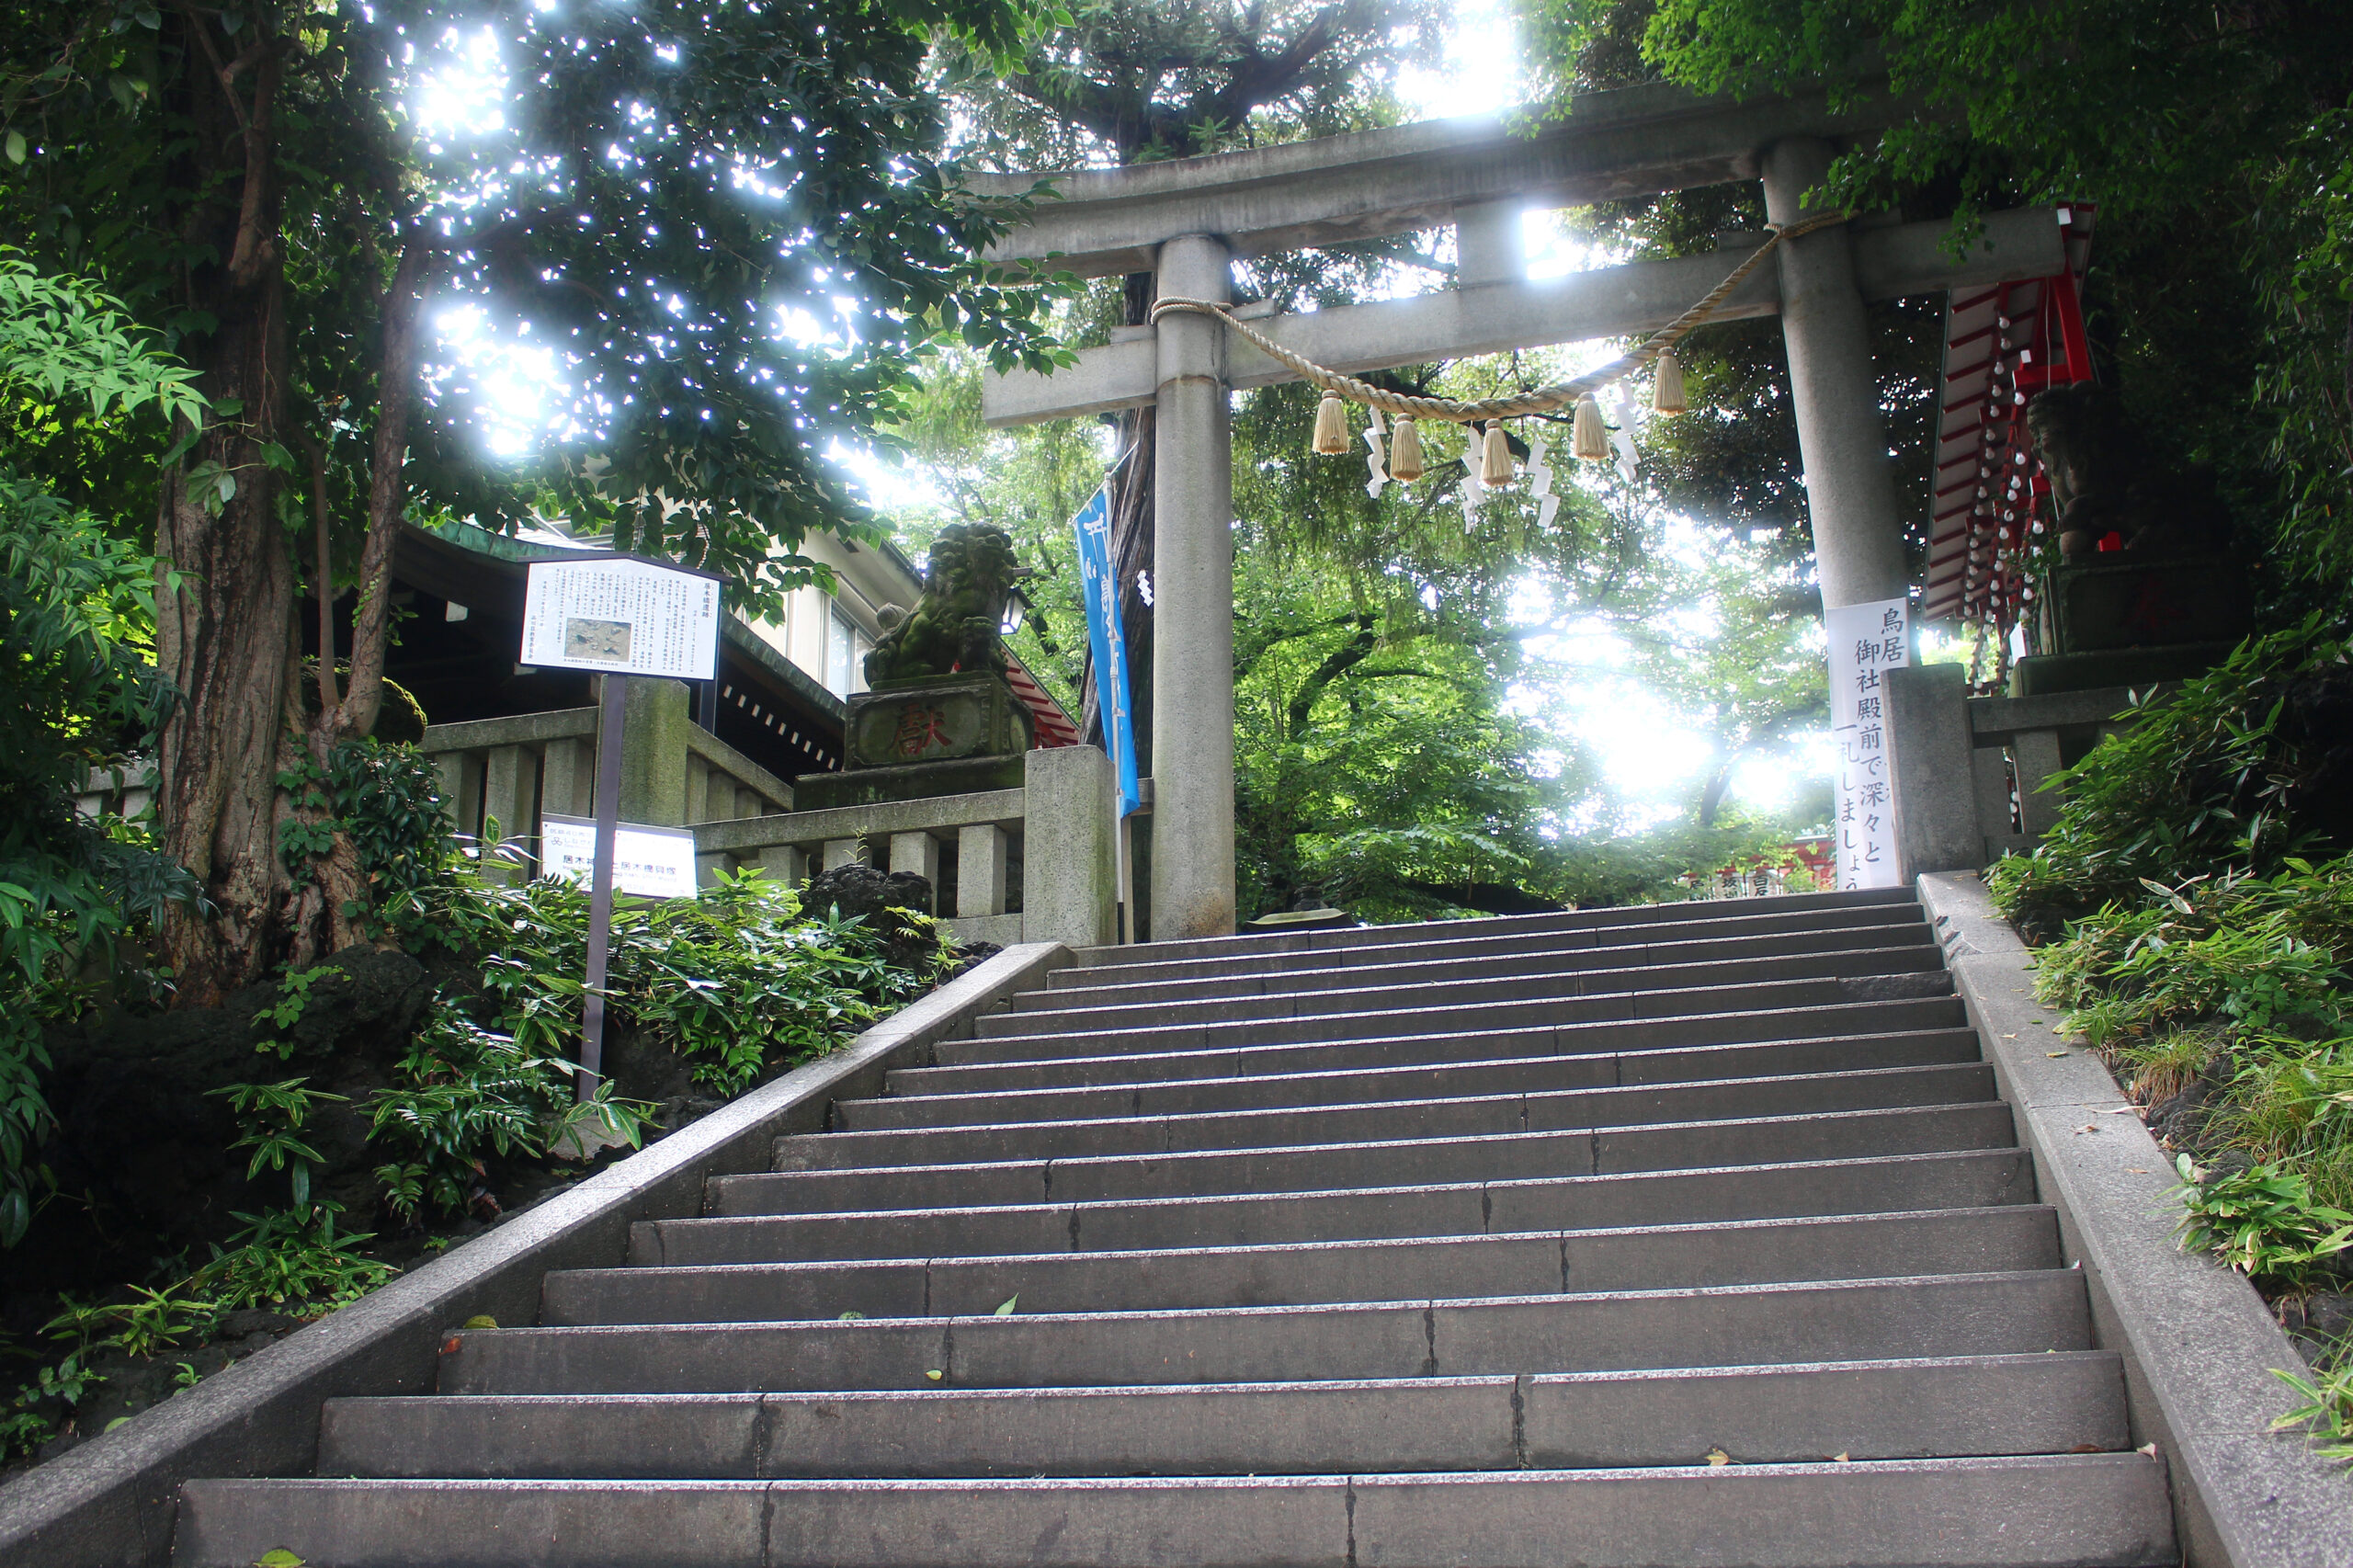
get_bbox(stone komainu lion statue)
[2026,383,2233,561]
[862,522,1032,685]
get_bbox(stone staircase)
[172,888,2178,1566]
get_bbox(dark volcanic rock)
[802,862,935,924]
[25,945,434,1286]
[801,863,938,965]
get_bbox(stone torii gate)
[975,79,2065,940]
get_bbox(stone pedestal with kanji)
[796,672,1033,810]
[2008,553,2252,697]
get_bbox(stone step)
[544,1207,2059,1325]
[976,944,1947,1040]
[735,1102,2019,1213]
[776,1061,1998,1169]
[317,1352,2128,1479]
[924,998,1972,1085]
[942,975,1958,1064]
[652,1146,2033,1264]
[855,1028,1984,1132]
[438,1269,2090,1396]
[175,1453,2174,1567]
[1031,919,1937,1011]
[1047,903,1931,993]
[1061,886,1924,971]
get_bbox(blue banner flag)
[1072,487,1141,817]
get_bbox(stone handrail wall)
[72,760,154,823]
[75,685,1129,950]
[1888,664,2151,878]
[694,788,1027,946]
[1964,687,2147,857]
[692,746,1125,951]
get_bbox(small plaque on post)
[522,554,723,682]
[540,813,699,901]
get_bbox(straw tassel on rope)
[1571,394,1609,461]
[1480,421,1514,487]
[1652,347,1687,415]
[1390,415,1425,483]
[1312,390,1350,455]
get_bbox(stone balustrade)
[75,680,1129,948]
[691,744,1126,951]
[419,681,792,887]
[1887,664,2155,878]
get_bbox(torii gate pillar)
[1151,233,1239,938]
[1762,137,1908,610]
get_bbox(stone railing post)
[1022,744,1118,950]
[479,744,536,886]
[608,676,690,827]
[1885,663,1982,880]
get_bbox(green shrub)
[1988,618,2348,928]
[187,1204,394,1312]
[417,866,949,1098]
[2033,858,2353,1049]
[2173,1153,2353,1289]
[369,1005,648,1222]
[0,255,210,1249]
[208,1078,346,1210]
[2275,1359,2353,1463]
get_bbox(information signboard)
[540,814,699,901]
[522,554,722,682]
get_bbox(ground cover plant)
[1,757,959,1475]
[1990,624,2353,1455]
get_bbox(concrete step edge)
[682,1144,2029,1239]
[546,1208,2060,1324]
[869,1030,1984,1120]
[1036,922,1938,1004]
[933,998,1970,1075]
[1063,888,1923,967]
[757,1101,2017,1193]
[782,1062,1997,1155]
[892,1025,1982,1096]
[313,1352,2131,1479]
[955,978,1959,1060]
[985,948,1949,1036]
[173,1454,2174,1568]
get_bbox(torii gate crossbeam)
[978,82,2062,940]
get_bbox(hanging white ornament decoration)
[1363,407,1389,499]
[1526,433,1558,529]
[1603,382,1641,483]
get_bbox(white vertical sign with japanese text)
[1825,597,1909,891]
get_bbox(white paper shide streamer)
[1526,433,1557,530]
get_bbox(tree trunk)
[153,20,305,1003]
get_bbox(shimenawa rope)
[1146,210,1848,426]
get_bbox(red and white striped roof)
[1004,655,1080,748]
[1921,206,2097,630]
